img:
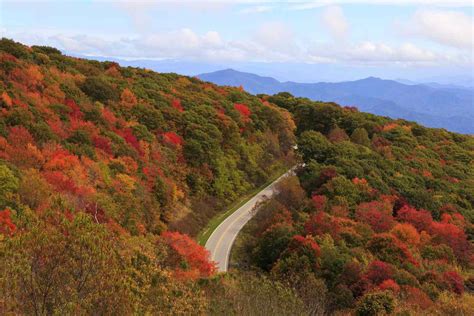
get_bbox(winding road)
[205,169,293,272]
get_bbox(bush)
[80,77,119,103]
[355,291,395,316]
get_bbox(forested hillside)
[0,39,297,314]
[1,39,472,315]
[234,93,474,315]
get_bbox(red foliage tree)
[162,131,183,147]
[403,286,433,309]
[7,126,34,147]
[118,128,141,153]
[93,135,112,155]
[397,205,433,232]
[365,260,394,285]
[161,231,216,279]
[442,270,464,294]
[234,103,251,121]
[311,194,327,212]
[305,211,340,239]
[378,279,400,293]
[430,221,471,264]
[171,99,184,112]
[43,171,78,194]
[0,208,16,236]
[356,200,395,233]
[65,98,83,120]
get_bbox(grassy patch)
[197,166,289,246]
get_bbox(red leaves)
[311,194,327,212]
[430,221,471,263]
[290,235,321,256]
[161,231,216,280]
[0,208,16,236]
[378,279,400,293]
[234,103,251,121]
[356,200,395,233]
[162,131,183,147]
[365,260,393,285]
[43,171,78,194]
[171,99,184,112]
[65,98,83,120]
[305,211,340,239]
[44,149,80,171]
[117,128,141,153]
[397,205,433,232]
[7,126,34,147]
[442,270,464,294]
[93,135,112,155]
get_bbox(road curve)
[205,169,293,272]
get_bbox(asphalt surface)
[205,170,292,272]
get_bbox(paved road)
[205,170,293,272]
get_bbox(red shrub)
[397,205,433,232]
[403,286,433,309]
[161,231,216,279]
[378,279,400,293]
[234,103,251,120]
[430,221,471,263]
[162,131,183,146]
[442,271,464,294]
[305,211,340,239]
[171,99,184,112]
[0,209,16,236]
[311,194,327,212]
[93,135,112,155]
[365,260,394,285]
[356,200,395,233]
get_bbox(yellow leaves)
[114,173,136,193]
[1,91,12,107]
[120,88,137,108]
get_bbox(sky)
[1,0,473,82]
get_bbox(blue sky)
[1,1,473,82]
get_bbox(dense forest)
[0,39,298,314]
[0,39,472,315]
[234,92,474,315]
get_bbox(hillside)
[0,39,297,314]
[233,92,474,315]
[0,39,472,315]
[198,69,474,134]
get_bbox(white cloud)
[253,22,297,54]
[321,6,349,40]
[307,41,457,65]
[239,5,273,14]
[290,1,473,10]
[399,9,474,50]
[2,24,471,66]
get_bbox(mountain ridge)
[198,69,474,134]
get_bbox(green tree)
[297,131,333,163]
[0,164,19,208]
[350,128,371,147]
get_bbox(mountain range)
[198,69,474,134]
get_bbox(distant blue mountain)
[198,69,474,134]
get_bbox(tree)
[297,130,333,163]
[0,164,19,208]
[355,291,395,316]
[350,127,370,147]
[254,224,294,271]
[80,76,119,102]
[327,126,349,143]
[364,260,394,285]
[355,200,395,233]
[161,231,216,279]
[0,208,16,236]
